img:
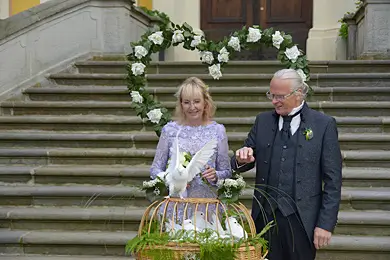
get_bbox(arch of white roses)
[127,8,310,136]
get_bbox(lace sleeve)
[215,124,232,181]
[150,126,170,179]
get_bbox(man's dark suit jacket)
[231,102,342,241]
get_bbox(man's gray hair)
[272,69,309,98]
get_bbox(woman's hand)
[202,165,217,182]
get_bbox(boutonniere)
[303,128,313,140]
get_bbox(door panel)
[200,0,313,60]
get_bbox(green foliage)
[198,238,238,260]
[338,0,363,39]
[217,172,246,204]
[126,228,249,260]
[125,232,171,256]
[142,176,169,202]
[338,20,349,39]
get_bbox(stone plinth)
[347,0,390,59]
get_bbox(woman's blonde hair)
[174,77,216,124]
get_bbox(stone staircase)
[0,59,390,260]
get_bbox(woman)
[150,76,232,221]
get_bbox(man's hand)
[235,147,255,165]
[313,227,332,250]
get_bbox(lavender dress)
[150,121,232,221]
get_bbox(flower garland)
[127,7,311,136]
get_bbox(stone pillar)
[0,0,10,19]
[345,16,357,59]
[153,0,200,61]
[306,0,356,60]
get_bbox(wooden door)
[200,0,313,60]
[200,0,255,42]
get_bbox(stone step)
[0,229,389,258]
[48,73,390,88]
[0,184,147,207]
[1,206,389,236]
[0,148,156,166]
[1,165,386,188]
[0,115,146,132]
[24,86,390,102]
[0,255,131,260]
[316,235,390,260]
[0,116,388,134]
[0,184,389,210]
[0,147,390,167]
[336,211,390,236]
[0,229,135,256]
[75,60,390,74]
[0,206,143,232]
[1,131,390,151]
[2,100,390,117]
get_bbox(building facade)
[0,0,356,61]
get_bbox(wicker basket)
[135,197,268,260]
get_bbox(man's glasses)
[266,89,297,101]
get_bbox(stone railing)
[0,0,156,99]
[345,0,390,59]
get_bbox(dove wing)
[166,129,181,174]
[185,139,218,182]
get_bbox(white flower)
[208,64,222,80]
[217,179,224,188]
[272,31,284,49]
[130,91,143,103]
[190,35,202,47]
[153,187,160,196]
[285,46,301,63]
[172,30,185,43]
[236,176,246,188]
[148,31,164,45]
[183,253,199,260]
[224,179,238,188]
[142,180,150,188]
[218,47,229,63]
[228,36,241,51]
[131,62,146,76]
[296,69,307,82]
[200,51,214,64]
[143,178,159,188]
[224,189,233,198]
[247,27,262,43]
[147,108,163,124]
[134,46,148,59]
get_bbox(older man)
[231,69,342,260]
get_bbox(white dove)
[165,129,218,199]
[210,212,226,236]
[225,216,248,240]
[182,219,196,231]
[191,211,213,231]
[165,219,182,236]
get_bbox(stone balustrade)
[0,0,155,99]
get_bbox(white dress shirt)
[278,101,305,136]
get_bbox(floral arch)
[127,8,310,136]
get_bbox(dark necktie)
[281,116,292,141]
